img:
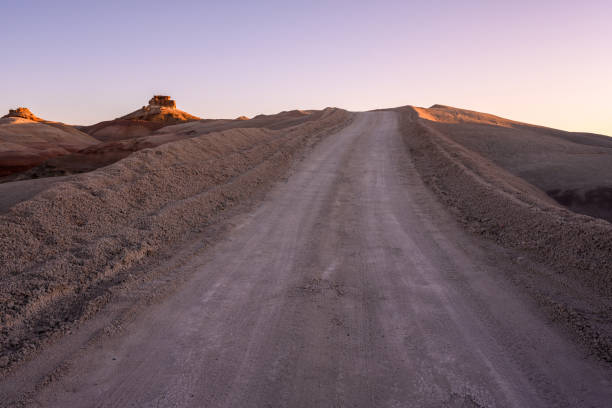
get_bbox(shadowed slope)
[0,114,99,177]
[414,104,612,222]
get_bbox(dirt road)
[11,112,612,407]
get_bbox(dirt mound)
[394,105,612,360]
[0,108,352,373]
[235,115,250,120]
[0,117,99,178]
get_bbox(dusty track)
[0,108,350,373]
[3,112,611,407]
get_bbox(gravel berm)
[394,105,612,361]
[0,108,352,373]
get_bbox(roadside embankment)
[0,108,352,373]
[394,106,612,361]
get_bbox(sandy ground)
[2,112,610,407]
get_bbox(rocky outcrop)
[79,96,200,144]
[148,95,176,108]
[2,107,44,122]
[117,95,200,123]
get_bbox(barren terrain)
[13,109,332,180]
[0,116,98,177]
[1,110,610,407]
[397,105,612,360]
[0,107,351,377]
[412,105,612,222]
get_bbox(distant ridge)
[416,104,523,128]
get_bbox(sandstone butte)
[118,95,200,123]
[2,107,45,122]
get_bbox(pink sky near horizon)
[2,0,611,135]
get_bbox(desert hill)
[119,95,200,122]
[0,110,99,177]
[81,96,200,142]
[2,107,89,137]
[16,108,337,180]
[79,119,167,143]
[411,104,612,222]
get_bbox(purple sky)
[2,0,611,135]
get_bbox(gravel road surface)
[16,112,612,407]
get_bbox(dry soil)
[1,111,610,407]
